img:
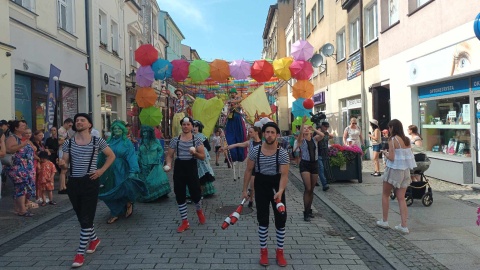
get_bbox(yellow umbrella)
[273,57,293,81]
[292,80,314,99]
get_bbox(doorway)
[372,86,391,130]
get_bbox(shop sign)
[100,64,121,95]
[346,98,361,108]
[347,51,362,81]
[418,78,469,98]
[312,92,325,105]
[472,75,480,91]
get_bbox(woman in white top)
[377,119,416,234]
[343,117,363,148]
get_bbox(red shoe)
[86,238,101,254]
[71,254,84,268]
[177,220,190,233]
[196,210,206,224]
[276,248,287,267]
[259,248,269,266]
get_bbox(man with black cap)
[58,113,115,268]
[317,122,332,191]
[241,121,290,267]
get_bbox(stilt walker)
[225,88,247,180]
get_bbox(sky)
[156,0,276,62]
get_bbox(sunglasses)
[352,123,357,125]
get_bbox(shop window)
[419,96,470,157]
[101,93,118,135]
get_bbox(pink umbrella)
[171,59,190,82]
[291,40,314,61]
[289,60,314,80]
[135,66,155,87]
[229,60,251,80]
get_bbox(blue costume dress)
[136,139,171,202]
[98,137,147,217]
[225,103,247,162]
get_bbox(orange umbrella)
[292,80,314,99]
[135,87,158,108]
[209,59,230,82]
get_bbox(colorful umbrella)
[291,116,313,132]
[292,98,312,118]
[292,80,314,99]
[171,59,189,82]
[250,60,274,83]
[273,57,293,81]
[135,44,158,66]
[151,59,173,80]
[290,60,314,80]
[139,106,163,127]
[229,60,251,80]
[209,59,230,82]
[291,40,314,61]
[135,66,155,87]
[189,59,210,82]
[135,87,158,108]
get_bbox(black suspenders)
[256,145,281,174]
[176,135,196,159]
[68,136,97,177]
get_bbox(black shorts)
[299,160,319,174]
[215,146,221,153]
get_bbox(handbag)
[1,154,13,166]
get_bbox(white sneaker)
[376,220,390,229]
[394,224,409,234]
[45,198,50,203]
[36,199,43,204]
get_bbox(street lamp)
[129,69,136,88]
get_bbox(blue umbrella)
[151,59,173,80]
[292,98,312,118]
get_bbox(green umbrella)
[189,59,210,82]
[139,106,163,127]
[291,116,313,133]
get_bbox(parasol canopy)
[291,116,313,132]
[289,60,314,80]
[292,98,313,118]
[135,87,158,108]
[273,57,293,81]
[250,60,274,83]
[151,59,173,80]
[292,80,314,99]
[171,59,190,82]
[209,59,230,82]
[189,59,210,82]
[135,66,155,87]
[135,44,158,66]
[139,106,163,127]
[229,60,251,80]
[291,40,314,61]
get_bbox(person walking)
[57,113,115,268]
[317,122,331,191]
[242,122,289,267]
[343,117,363,148]
[210,129,221,166]
[164,116,207,233]
[369,119,382,176]
[377,119,416,234]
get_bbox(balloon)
[303,99,314,109]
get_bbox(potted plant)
[327,144,363,183]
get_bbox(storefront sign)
[418,78,469,98]
[312,92,325,105]
[346,98,362,108]
[472,75,480,91]
[100,63,122,95]
[347,51,362,81]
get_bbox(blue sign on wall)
[418,78,470,98]
[472,75,480,91]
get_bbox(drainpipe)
[301,0,306,40]
[359,0,368,155]
[85,0,93,116]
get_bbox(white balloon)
[163,165,170,171]
[190,147,196,152]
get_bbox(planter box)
[328,155,362,183]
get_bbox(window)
[306,14,311,35]
[364,2,378,43]
[57,0,75,34]
[349,18,360,54]
[388,0,399,26]
[129,33,136,66]
[318,0,324,21]
[311,5,317,30]
[417,0,429,7]
[10,0,35,12]
[111,20,118,53]
[336,30,345,61]
[99,10,107,46]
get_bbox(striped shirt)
[248,145,289,175]
[169,136,203,160]
[62,137,108,177]
[300,139,318,161]
[249,140,262,153]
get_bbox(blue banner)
[47,64,61,130]
[472,75,480,91]
[418,78,469,99]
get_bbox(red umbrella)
[209,59,230,82]
[171,59,190,82]
[134,44,158,66]
[289,60,314,80]
[250,60,274,83]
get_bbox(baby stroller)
[390,153,433,207]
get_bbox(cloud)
[157,0,212,32]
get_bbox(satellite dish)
[310,54,324,68]
[321,43,335,57]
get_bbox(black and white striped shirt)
[169,136,203,160]
[300,139,318,161]
[248,145,289,175]
[62,137,108,177]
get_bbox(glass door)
[474,97,480,183]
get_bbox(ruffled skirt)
[383,167,411,189]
